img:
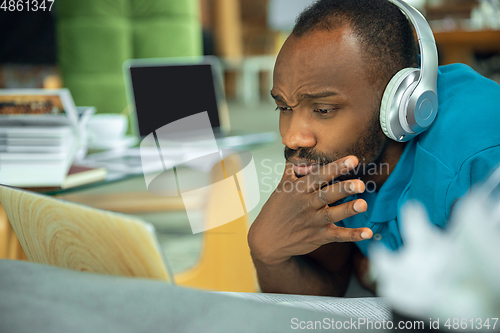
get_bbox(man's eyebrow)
[299,91,338,100]
[270,91,284,102]
[270,90,338,104]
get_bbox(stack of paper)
[0,89,80,187]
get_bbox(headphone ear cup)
[380,68,418,141]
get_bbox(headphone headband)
[388,0,438,93]
[379,0,439,142]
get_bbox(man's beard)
[284,109,387,182]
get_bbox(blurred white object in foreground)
[372,167,500,320]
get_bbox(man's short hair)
[292,0,419,92]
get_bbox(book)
[0,89,83,187]
[0,89,79,126]
[0,139,79,187]
[22,165,107,192]
[0,135,75,160]
[217,292,391,321]
[0,124,73,138]
[61,165,107,189]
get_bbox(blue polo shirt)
[340,64,500,257]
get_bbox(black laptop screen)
[129,64,221,137]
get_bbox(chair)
[0,204,27,261]
[0,204,9,259]
[0,185,171,281]
[174,154,257,292]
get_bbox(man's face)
[272,27,389,180]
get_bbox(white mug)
[87,114,128,144]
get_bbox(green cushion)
[63,73,128,115]
[132,19,202,58]
[58,0,129,18]
[57,0,202,115]
[130,0,199,17]
[58,17,132,74]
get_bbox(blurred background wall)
[0,0,499,112]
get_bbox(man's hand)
[248,155,372,267]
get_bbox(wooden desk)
[434,30,500,65]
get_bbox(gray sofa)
[0,260,358,333]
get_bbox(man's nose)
[281,114,316,150]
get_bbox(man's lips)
[293,164,317,176]
[289,159,319,176]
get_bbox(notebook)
[0,185,175,283]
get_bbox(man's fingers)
[281,161,297,181]
[323,226,373,243]
[319,199,367,224]
[310,180,365,209]
[307,156,359,192]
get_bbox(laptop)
[81,56,275,174]
[124,56,231,139]
[0,185,175,282]
[123,56,276,142]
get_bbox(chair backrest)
[0,185,171,282]
[174,154,257,292]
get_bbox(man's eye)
[314,108,336,115]
[275,106,292,112]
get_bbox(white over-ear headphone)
[380,0,439,142]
